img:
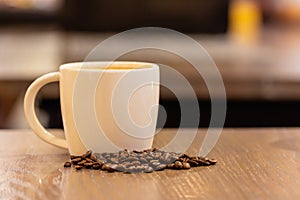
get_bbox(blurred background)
[1,0,300,129]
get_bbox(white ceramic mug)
[24,61,160,155]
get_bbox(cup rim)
[59,61,158,71]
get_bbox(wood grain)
[0,128,300,199]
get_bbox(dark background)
[1,0,300,128]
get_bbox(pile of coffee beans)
[64,148,217,173]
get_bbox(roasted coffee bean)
[144,166,153,173]
[131,161,141,166]
[174,161,183,169]
[75,165,83,170]
[149,159,159,164]
[197,160,211,166]
[118,157,126,163]
[106,164,117,172]
[127,166,136,172]
[64,161,71,167]
[70,155,81,159]
[77,160,86,166]
[124,162,133,168]
[198,157,209,162]
[156,164,167,171]
[116,164,126,172]
[71,158,81,164]
[85,150,92,158]
[140,157,148,163]
[145,156,153,161]
[135,165,144,172]
[208,159,217,165]
[97,160,105,165]
[188,160,198,167]
[152,147,158,152]
[92,163,101,170]
[150,161,160,168]
[108,157,119,164]
[153,154,161,160]
[85,158,94,163]
[84,162,94,168]
[119,152,127,158]
[171,155,179,161]
[182,162,191,169]
[101,164,108,171]
[162,152,170,160]
[181,154,192,159]
[127,156,139,162]
[167,163,175,169]
[203,157,210,161]
[94,153,104,160]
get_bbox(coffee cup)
[24,61,160,155]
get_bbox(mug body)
[59,62,160,154]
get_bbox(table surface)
[0,128,299,200]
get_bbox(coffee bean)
[127,166,136,172]
[150,161,160,168]
[101,164,108,171]
[92,163,101,170]
[197,160,211,166]
[162,152,170,160]
[71,157,81,164]
[198,157,209,162]
[150,159,159,164]
[85,150,92,158]
[97,160,106,165]
[85,158,94,163]
[174,161,183,169]
[152,147,158,152]
[70,155,81,159]
[135,165,144,172]
[144,166,153,173]
[75,165,83,170]
[94,153,104,160]
[64,161,71,167]
[116,164,126,172]
[208,159,217,165]
[182,162,191,169]
[77,160,86,166]
[84,162,93,168]
[167,163,175,169]
[119,157,126,163]
[106,164,117,172]
[182,154,192,159]
[132,161,141,166]
[156,164,167,171]
[124,162,133,168]
[108,157,119,164]
[127,156,139,162]
[145,156,153,161]
[171,155,179,162]
[140,157,148,163]
[188,160,198,167]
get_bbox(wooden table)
[1,128,299,199]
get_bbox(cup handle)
[24,72,68,149]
